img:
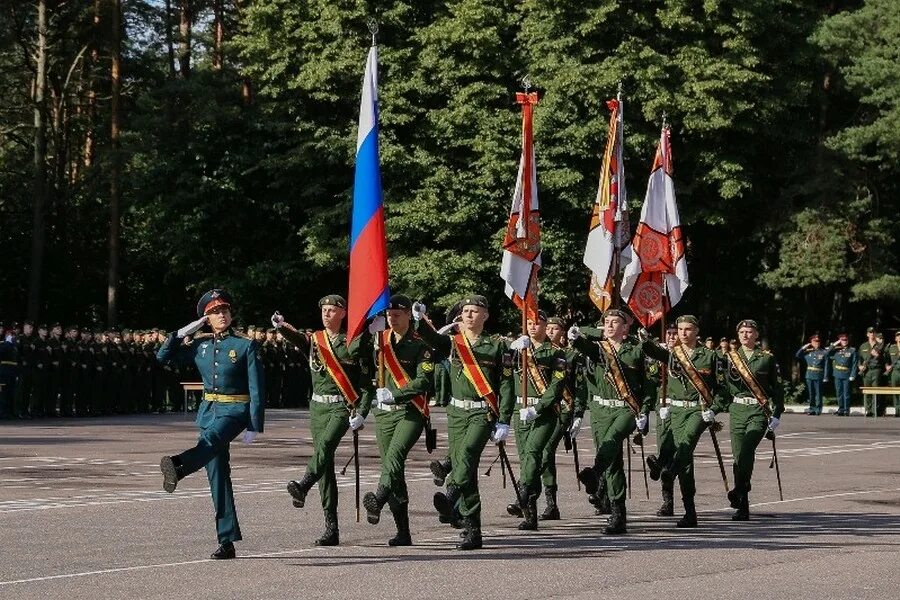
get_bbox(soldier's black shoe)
[657,486,674,517]
[434,485,460,522]
[210,542,235,560]
[430,459,450,487]
[603,501,627,535]
[315,511,340,546]
[727,488,741,509]
[457,516,482,551]
[160,456,182,493]
[732,493,750,521]
[647,454,662,481]
[539,486,560,521]
[577,467,600,495]
[518,494,538,530]
[388,501,412,546]
[506,501,523,517]
[363,485,390,525]
[287,473,316,508]
[676,497,698,528]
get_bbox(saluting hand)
[176,315,208,338]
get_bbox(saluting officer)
[795,335,829,415]
[276,295,374,547]
[722,319,784,521]
[157,289,265,559]
[825,333,857,416]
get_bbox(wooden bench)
[860,386,899,418]
[179,382,204,413]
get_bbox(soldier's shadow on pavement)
[261,511,900,565]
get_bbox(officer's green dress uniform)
[539,337,587,520]
[157,289,265,557]
[722,325,784,521]
[362,296,434,545]
[888,336,900,416]
[648,328,726,527]
[645,341,678,517]
[508,336,566,530]
[859,333,886,416]
[416,295,514,550]
[571,313,658,534]
[283,294,373,547]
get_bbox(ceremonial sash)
[672,345,714,408]
[598,341,641,415]
[727,349,770,413]
[312,330,359,407]
[381,330,429,418]
[451,333,499,416]
[524,350,548,398]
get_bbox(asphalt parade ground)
[1,410,898,600]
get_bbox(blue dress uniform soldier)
[796,335,829,415]
[275,295,375,547]
[825,333,857,416]
[157,289,265,560]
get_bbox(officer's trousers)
[303,400,350,513]
[805,378,823,414]
[446,405,491,518]
[374,405,425,504]
[728,402,767,493]
[514,408,559,497]
[589,405,636,503]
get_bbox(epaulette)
[234,331,253,340]
[193,333,213,340]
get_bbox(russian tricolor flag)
[347,45,390,344]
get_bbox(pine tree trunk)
[178,0,192,79]
[212,0,224,71]
[107,0,122,326]
[27,0,49,321]
[165,0,176,79]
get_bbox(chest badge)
[200,343,209,358]
[229,349,238,364]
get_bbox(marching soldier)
[415,295,515,550]
[647,322,679,517]
[361,294,434,546]
[568,309,658,535]
[537,316,587,521]
[859,327,886,416]
[722,319,784,521]
[825,333,857,416]
[276,295,374,547]
[157,289,265,559]
[795,335,828,415]
[504,310,566,531]
[887,331,900,417]
[644,316,726,527]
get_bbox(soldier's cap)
[837,333,849,340]
[866,326,876,333]
[809,334,820,342]
[50,322,61,329]
[530,310,548,323]
[601,308,629,322]
[705,337,714,342]
[319,294,347,309]
[23,320,34,326]
[674,315,699,326]
[236,326,245,332]
[547,316,566,327]
[387,294,412,310]
[665,323,678,332]
[736,319,758,331]
[266,328,276,334]
[447,301,463,323]
[247,325,256,331]
[38,324,48,330]
[894,331,900,338]
[66,324,78,332]
[122,328,132,334]
[459,294,489,309]
[720,337,728,342]
[197,289,233,318]
[150,328,159,333]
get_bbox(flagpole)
[611,83,624,311]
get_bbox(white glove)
[349,413,365,431]
[438,322,459,335]
[510,335,532,351]
[637,327,650,342]
[519,406,537,423]
[659,406,671,421]
[568,416,583,439]
[368,315,387,334]
[242,431,258,444]
[701,409,715,423]
[635,414,648,431]
[177,316,208,338]
[412,302,427,321]
[849,376,855,382]
[376,387,395,405]
[492,423,510,443]
[567,325,581,341]
[271,311,284,329]
[768,416,780,431]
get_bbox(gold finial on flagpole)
[522,75,532,93]
[367,18,378,46]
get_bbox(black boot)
[430,458,451,487]
[539,486,560,521]
[210,541,235,559]
[603,500,627,535]
[676,496,698,528]
[434,485,461,525]
[287,473,317,508]
[518,493,539,530]
[315,510,340,546]
[160,456,184,493]
[363,484,390,525]
[657,474,674,517]
[647,454,662,481]
[578,466,600,496]
[732,492,750,521]
[506,484,523,517]
[457,514,483,550]
[388,500,412,546]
